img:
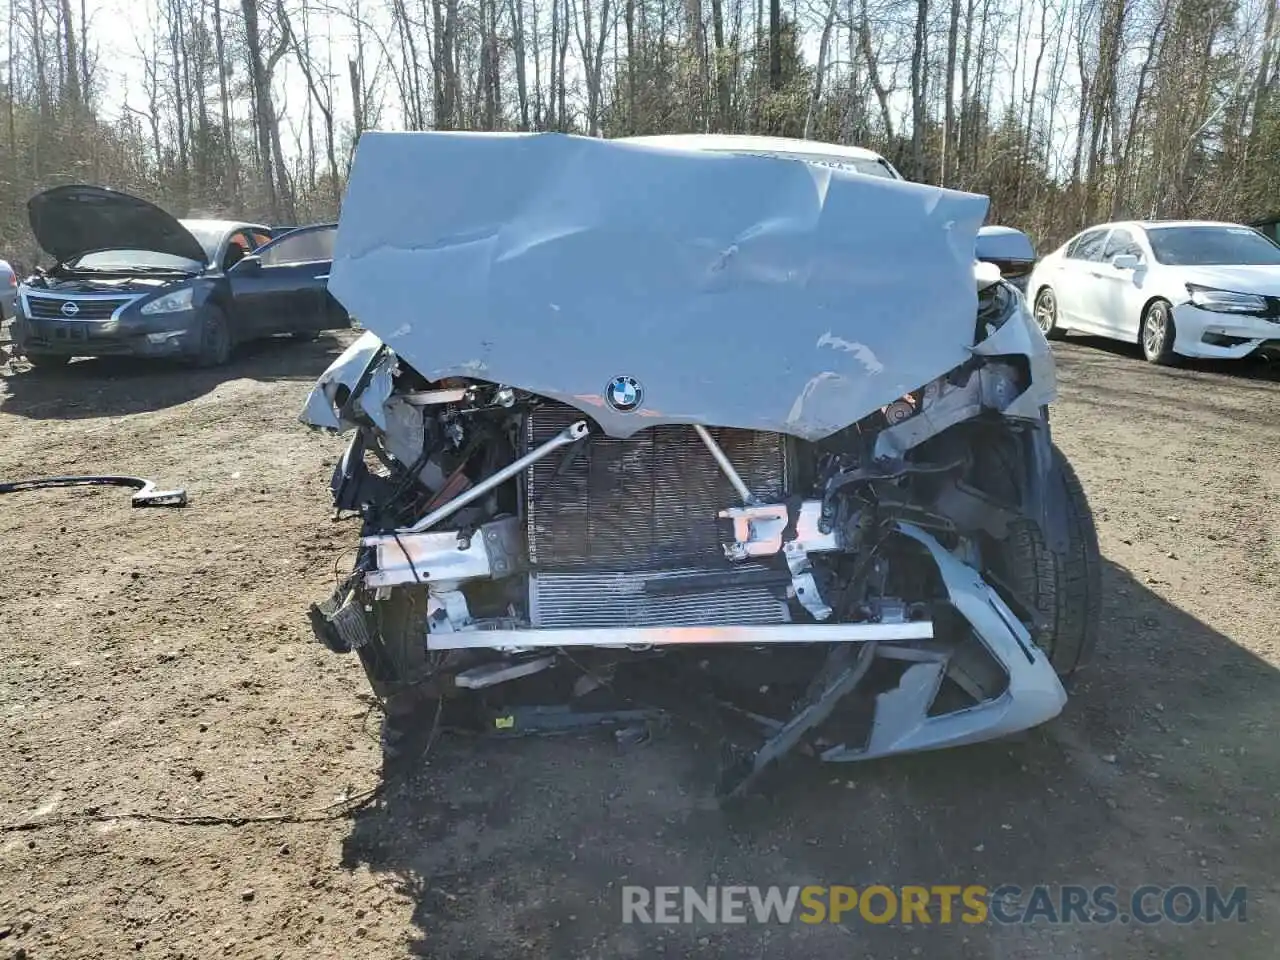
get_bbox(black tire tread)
[195,307,232,368]
[360,584,432,701]
[998,446,1102,679]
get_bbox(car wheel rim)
[1143,309,1165,357]
[1034,294,1055,333]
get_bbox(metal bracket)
[718,499,838,561]
[427,588,473,633]
[784,541,833,620]
[363,516,523,588]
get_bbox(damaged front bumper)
[320,510,1066,794]
[1168,301,1280,360]
[303,279,1072,796]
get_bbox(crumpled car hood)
[327,131,990,441]
[27,184,208,265]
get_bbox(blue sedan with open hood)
[12,185,348,369]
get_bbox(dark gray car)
[13,185,347,370]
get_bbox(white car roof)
[179,218,270,234]
[621,134,889,164]
[1078,220,1252,235]
[1137,220,1249,231]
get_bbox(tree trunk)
[1015,0,1048,209]
[549,0,560,129]
[910,0,929,179]
[349,57,364,139]
[241,0,278,217]
[79,0,89,97]
[212,0,236,194]
[624,0,636,130]
[710,0,728,129]
[510,0,530,128]
[957,0,975,183]
[803,0,838,139]
[557,0,569,128]
[530,0,544,128]
[768,0,780,91]
[59,0,80,109]
[941,0,960,184]
[858,0,894,140]
[1251,0,1278,139]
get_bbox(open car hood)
[27,185,207,266]
[327,132,990,441]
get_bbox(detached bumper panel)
[818,522,1067,760]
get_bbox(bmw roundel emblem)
[605,375,643,412]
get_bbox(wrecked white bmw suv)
[301,132,1100,797]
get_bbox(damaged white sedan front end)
[301,132,1100,797]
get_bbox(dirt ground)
[0,332,1277,959]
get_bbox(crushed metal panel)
[328,131,990,441]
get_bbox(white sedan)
[1027,220,1280,365]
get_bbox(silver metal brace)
[401,420,589,533]
[693,424,756,505]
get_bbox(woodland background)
[2,0,1278,263]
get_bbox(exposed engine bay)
[299,131,1100,798]
[303,277,1097,798]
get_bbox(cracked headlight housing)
[140,288,195,315]
[1186,284,1267,314]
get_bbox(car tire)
[195,307,232,368]
[1140,299,1179,365]
[355,585,443,771]
[990,445,1102,681]
[24,352,72,371]
[1033,287,1065,340]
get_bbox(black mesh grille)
[524,402,788,573]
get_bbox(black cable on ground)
[0,474,187,507]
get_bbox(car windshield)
[69,249,203,272]
[727,151,898,179]
[1146,225,1280,266]
[797,156,899,179]
[180,222,229,261]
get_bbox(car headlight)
[140,288,195,315]
[1185,283,1267,314]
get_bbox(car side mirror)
[975,225,1037,283]
[233,254,262,274]
[1111,253,1139,270]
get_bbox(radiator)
[523,402,792,628]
